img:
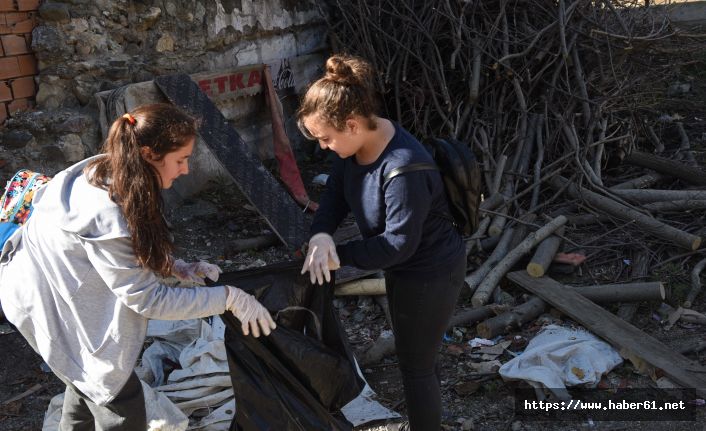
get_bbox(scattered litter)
[470,360,501,374]
[443,327,465,344]
[468,337,495,348]
[553,252,586,266]
[499,325,622,400]
[312,174,329,186]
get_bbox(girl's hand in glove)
[301,233,340,285]
[172,259,223,284]
[225,285,276,337]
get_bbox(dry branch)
[624,151,706,186]
[472,215,568,307]
[527,226,565,277]
[550,176,701,250]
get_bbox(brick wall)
[0,0,39,125]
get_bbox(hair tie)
[122,113,136,125]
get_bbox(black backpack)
[383,137,482,236]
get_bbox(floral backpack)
[0,169,51,247]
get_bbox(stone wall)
[0,0,328,187]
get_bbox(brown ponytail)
[86,103,197,277]
[297,54,379,137]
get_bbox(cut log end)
[692,237,702,251]
[526,264,545,278]
[488,226,503,237]
[659,283,666,301]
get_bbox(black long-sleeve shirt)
[309,123,464,275]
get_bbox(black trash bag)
[213,260,365,431]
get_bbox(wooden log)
[448,305,499,328]
[465,227,515,294]
[572,282,665,303]
[610,173,666,190]
[359,331,396,366]
[623,151,706,186]
[617,251,649,323]
[509,213,537,250]
[566,213,610,226]
[684,258,706,308]
[466,216,491,255]
[472,216,567,307]
[507,271,706,396]
[611,189,706,204]
[490,154,507,195]
[479,193,505,213]
[334,278,385,296]
[476,296,546,338]
[527,226,565,277]
[488,184,513,236]
[478,234,501,253]
[549,176,701,250]
[643,200,706,212]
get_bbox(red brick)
[0,56,19,79]
[0,103,7,125]
[0,81,10,102]
[0,14,6,26]
[17,53,36,75]
[0,1,15,13]
[17,0,39,11]
[1,34,27,55]
[10,16,33,34]
[0,37,3,55]
[10,75,32,98]
[5,12,27,25]
[7,96,31,113]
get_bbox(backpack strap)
[382,162,457,228]
[383,162,437,187]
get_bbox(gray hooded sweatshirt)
[0,156,228,405]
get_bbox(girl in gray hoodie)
[0,103,276,430]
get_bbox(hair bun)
[324,55,371,86]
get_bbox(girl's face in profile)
[141,137,195,189]
[303,114,363,159]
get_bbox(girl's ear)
[345,117,360,135]
[140,146,156,162]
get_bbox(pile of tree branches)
[320,0,706,312]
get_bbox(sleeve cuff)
[336,244,354,267]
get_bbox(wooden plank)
[507,271,706,395]
[154,73,310,250]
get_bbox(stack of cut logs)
[321,0,706,363]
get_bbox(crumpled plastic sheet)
[43,315,398,430]
[499,324,623,400]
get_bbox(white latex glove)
[172,259,222,284]
[225,285,276,337]
[301,232,340,285]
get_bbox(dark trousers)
[59,371,146,431]
[384,254,466,431]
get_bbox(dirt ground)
[2,150,706,431]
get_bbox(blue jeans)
[385,253,466,431]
